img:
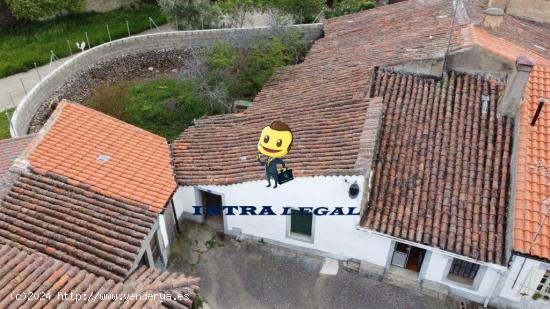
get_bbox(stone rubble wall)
[27,48,195,133]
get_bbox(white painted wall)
[173,176,512,305]
[494,255,550,308]
[158,214,169,248]
[173,186,200,222]
[173,176,392,262]
[421,250,503,302]
[361,231,393,267]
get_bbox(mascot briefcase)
[277,169,294,185]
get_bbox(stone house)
[170,0,550,307]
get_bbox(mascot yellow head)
[257,121,293,158]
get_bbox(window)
[447,258,480,285]
[536,271,550,301]
[288,209,313,241]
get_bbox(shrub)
[218,0,325,25]
[276,30,309,63]
[269,0,325,23]
[125,79,209,141]
[85,32,311,140]
[6,0,85,21]
[218,0,259,27]
[237,32,305,96]
[159,0,221,30]
[88,82,132,119]
[178,43,235,113]
[204,41,239,85]
[87,79,209,141]
[238,31,307,96]
[326,0,375,18]
[182,30,308,108]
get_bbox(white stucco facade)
[174,176,385,261]
[419,249,504,304]
[158,214,170,249]
[172,175,516,305]
[492,255,550,309]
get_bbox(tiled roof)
[463,1,550,53]
[0,168,157,281]
[361,70,513,265]
[466,22,550,261]
[513,65,550,261]
[489,15,550,61]
[172,0,464,185]
[126,266,200,308]
[25,100,176,213]
[0,245,200,308]
[465,26,550,66]
[0,135,35,177]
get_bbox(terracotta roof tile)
[513,65,550,261]
[361,70,513,265]
[172,0,464,185]
[0,245,199,308]
[466,22,550,261]
[489,15,550,60]
[0,135,35,176]
[467,26,550,66]
[0,168,157,281]
[26,101,176,213]
[460,0,550,58]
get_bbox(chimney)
[498,56,534,116]
[483,0,506,30]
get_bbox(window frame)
[446,258,480,286]
[536,271,550,301]
[286,208,315,243]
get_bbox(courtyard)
[167,222,466,309]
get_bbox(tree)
[179,45,235,112]
[158,0,222,30]
[219,0,259,28]
[6,0,84,20]
[178,31,308,112]
[270,0,325,23]
[325,0,375,19]
[219,0,326,26]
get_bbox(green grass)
[0,4,167,78]
[0,108,15,140]
[87,79,209,142]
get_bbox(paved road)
[167,223,457,309]
[0,57,70,111]
[0,24,174,111]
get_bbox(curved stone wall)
[27,49,194,133]
[11,24,323,136]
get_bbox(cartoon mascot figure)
[256,121,293,188]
